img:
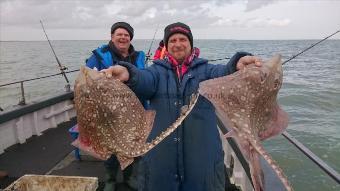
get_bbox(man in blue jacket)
[101,22,262,191]
[86,21,145,191]
[86,22,145,70]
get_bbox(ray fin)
[71,138,106,160]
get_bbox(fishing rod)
[145,24,160,66]
[282,29,340,65]
[40,20,71,92]
[208,29,339,64]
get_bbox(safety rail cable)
[0,57,229,87]
[0,55,228,87]
[0,69,80,87]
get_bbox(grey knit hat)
[111,22,134,40]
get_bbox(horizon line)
[1,38,340,42]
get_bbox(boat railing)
[216,114,340,186]
[282,131,340,184]
[0,55,230,108]
[0,68,339,187]
[0,69,79,107]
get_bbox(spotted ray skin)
[199,55,292,191]
[73,66,199,170]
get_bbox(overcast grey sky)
[1,0,339,40]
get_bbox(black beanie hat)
[164,22,193,48]
[111,22,134,40]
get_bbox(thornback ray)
[73,66,198,170]
[199,55,292,191]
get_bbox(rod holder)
[65,83,71,92]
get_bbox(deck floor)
[0,118,106,190]
[1,118,287,190]
[0,119,285,191]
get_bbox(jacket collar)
[154,57,207,69]
[108,40,135,59]
[154,47,207,70]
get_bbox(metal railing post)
[18,81,26,105]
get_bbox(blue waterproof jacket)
[86,44,145,70]
[119,52,251,191]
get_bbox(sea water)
[1,40,339,190]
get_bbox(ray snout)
[266,54,283,72]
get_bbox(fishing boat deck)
[0,118,236,190]
[0,117,285,191]
[0,119,238,191]
[0,118,103,190]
